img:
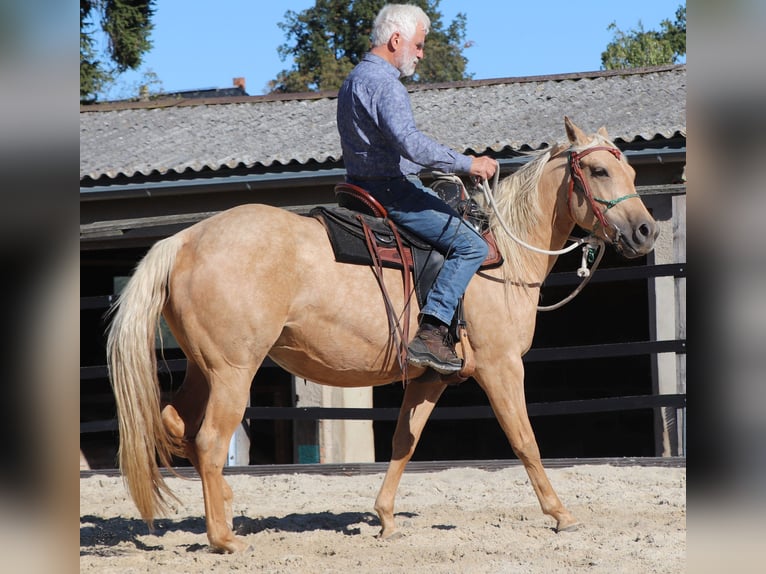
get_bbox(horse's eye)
[591,167,608,177]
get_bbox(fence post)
[227,396,251,466]
[293,376,321,463]
[648,189,686,457]
[293,377,375,463]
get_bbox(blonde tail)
[106,235,183,528]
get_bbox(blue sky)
[100,0,684,99]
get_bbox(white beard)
[397,46,418,77]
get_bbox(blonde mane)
[480,134,618,286]
[476,148,553,284]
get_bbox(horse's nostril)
[634,221,659,245]
[633,221,657,246]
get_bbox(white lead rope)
[478,171,605,311]
[480,171,596,256]
[537,242,604,311]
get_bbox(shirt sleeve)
[374,80,473,174]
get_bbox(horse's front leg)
[477,362,579,532]
[375,378,447,539]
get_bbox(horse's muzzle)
[614,218,660,258]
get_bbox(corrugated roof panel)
[80,66,685,181]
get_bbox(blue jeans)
[348,175,488,325]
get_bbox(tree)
[601,5,686,70]
[270,0,471,93]
[80,0,156,102]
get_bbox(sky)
[99,0,684,100]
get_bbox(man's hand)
[468,156,498,181]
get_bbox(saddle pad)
[310,205,503,307]
[310,206,444,308]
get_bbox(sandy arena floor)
[80,463,686,573]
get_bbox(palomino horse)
[107,117,658,553]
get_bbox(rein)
[481,143,638,311]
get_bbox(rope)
[537,241,605,311]
[593,194,640,209]
[477,169,605,311]
[480,172,590,256]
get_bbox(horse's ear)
[564,116,587,145]
[597,126,609,139]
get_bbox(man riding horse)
[336,3,498,374]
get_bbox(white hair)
[371,3,430,47]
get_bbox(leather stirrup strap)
[438,297,476,386]
[359,217,409,380]
[386,219,414,383]
[456,325,475,378]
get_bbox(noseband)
[567,146,639,235]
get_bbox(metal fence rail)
[80,259,687,439]
[80,393,687,434]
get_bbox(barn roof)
[79,65,686,182]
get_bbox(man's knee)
[466,230,489,262]
[476,236,489,259]
[452,226,487,253]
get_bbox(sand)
[80,463,685,573]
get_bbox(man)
[336,3,498,375]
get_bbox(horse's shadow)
[80,510,420,554]
[80,515,206,554]
[234,510,404,536]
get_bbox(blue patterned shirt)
[337,53,473,179]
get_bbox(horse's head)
[563,116,658,257]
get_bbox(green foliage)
[80,0,156,102]
[103,0,155,72]
[270,0,471,93]
[662,5,687,57]
[81,1,110,100]
[601,4,686,70]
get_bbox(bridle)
[479,142,640,310]
[566,145,640,238]
[480,143,637,258]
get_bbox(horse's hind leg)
[375,379,447,539]
[162,361,243,528]
[161,359,208,468]
[161,360,239,530]
[192,365,255,553]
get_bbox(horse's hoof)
[556,520,581,533]
[377,528,403,541]
[210,538,251,553]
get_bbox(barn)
[80,64,686,470]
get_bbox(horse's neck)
[522,159,577,282]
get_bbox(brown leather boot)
[406,324,462,374]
